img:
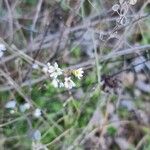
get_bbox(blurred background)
[0,0,150,149]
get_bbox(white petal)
[42,66,48,73]
[0,43,6,51]
[33,130,41,141]
[121,2,129,15]
[33,108,42,118]
[32,63,39,69]
[20,103,30,112]
[64,77,76,89]
[5,100,16,109]
[47,62,51,67]
[54,62,58,68]
[52,79,59,88]
[112,4,119,11]
[20,105,26,112]
[59,82,64,87]
[24,103,30,109]
[129,0,137,5]
[48,66,55,72]
[50,72,58,78]
[10,110,15,114]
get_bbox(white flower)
[10,110,15,114]
[0,43,6,58]
[64,77,76,89]
[20,103,31,112]
[0,43,6,51]
[43,62,63,78]
[59,82,64,88]
[48,62,63,78]
[72,68,84,79]
[129,0,137,5]
[33,108,42,118]
[32,130,41,141]
[5,100,16,109]
[52,78,64,88]
[112,4,119,12]
[32,63,39,69]
[42,66,48,74]
[52,78,59,88]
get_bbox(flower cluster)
[42,62,84,89]
[5,100,31,114]
[5,100,42,118]
[0,43,6,58]
[112,0,137,26]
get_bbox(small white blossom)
[64,77,76,89]
[72,68,84,79]
[112,4,119,11]
[121,2,129,16]
[0,43,6,51]
[33,108,42,118]
[10,110,15,114]
[129,0,137,5]
[52,78,64,88]
[48,62,63,78]
[32,130,41,141]
[43,62,63,78]
[5,100,16,109]
[0,43,6,58]
[52,78,59,88]
[32,63,39,69]
[42,66,48,74]
[59,82,64,88]
[20,103,31,112]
